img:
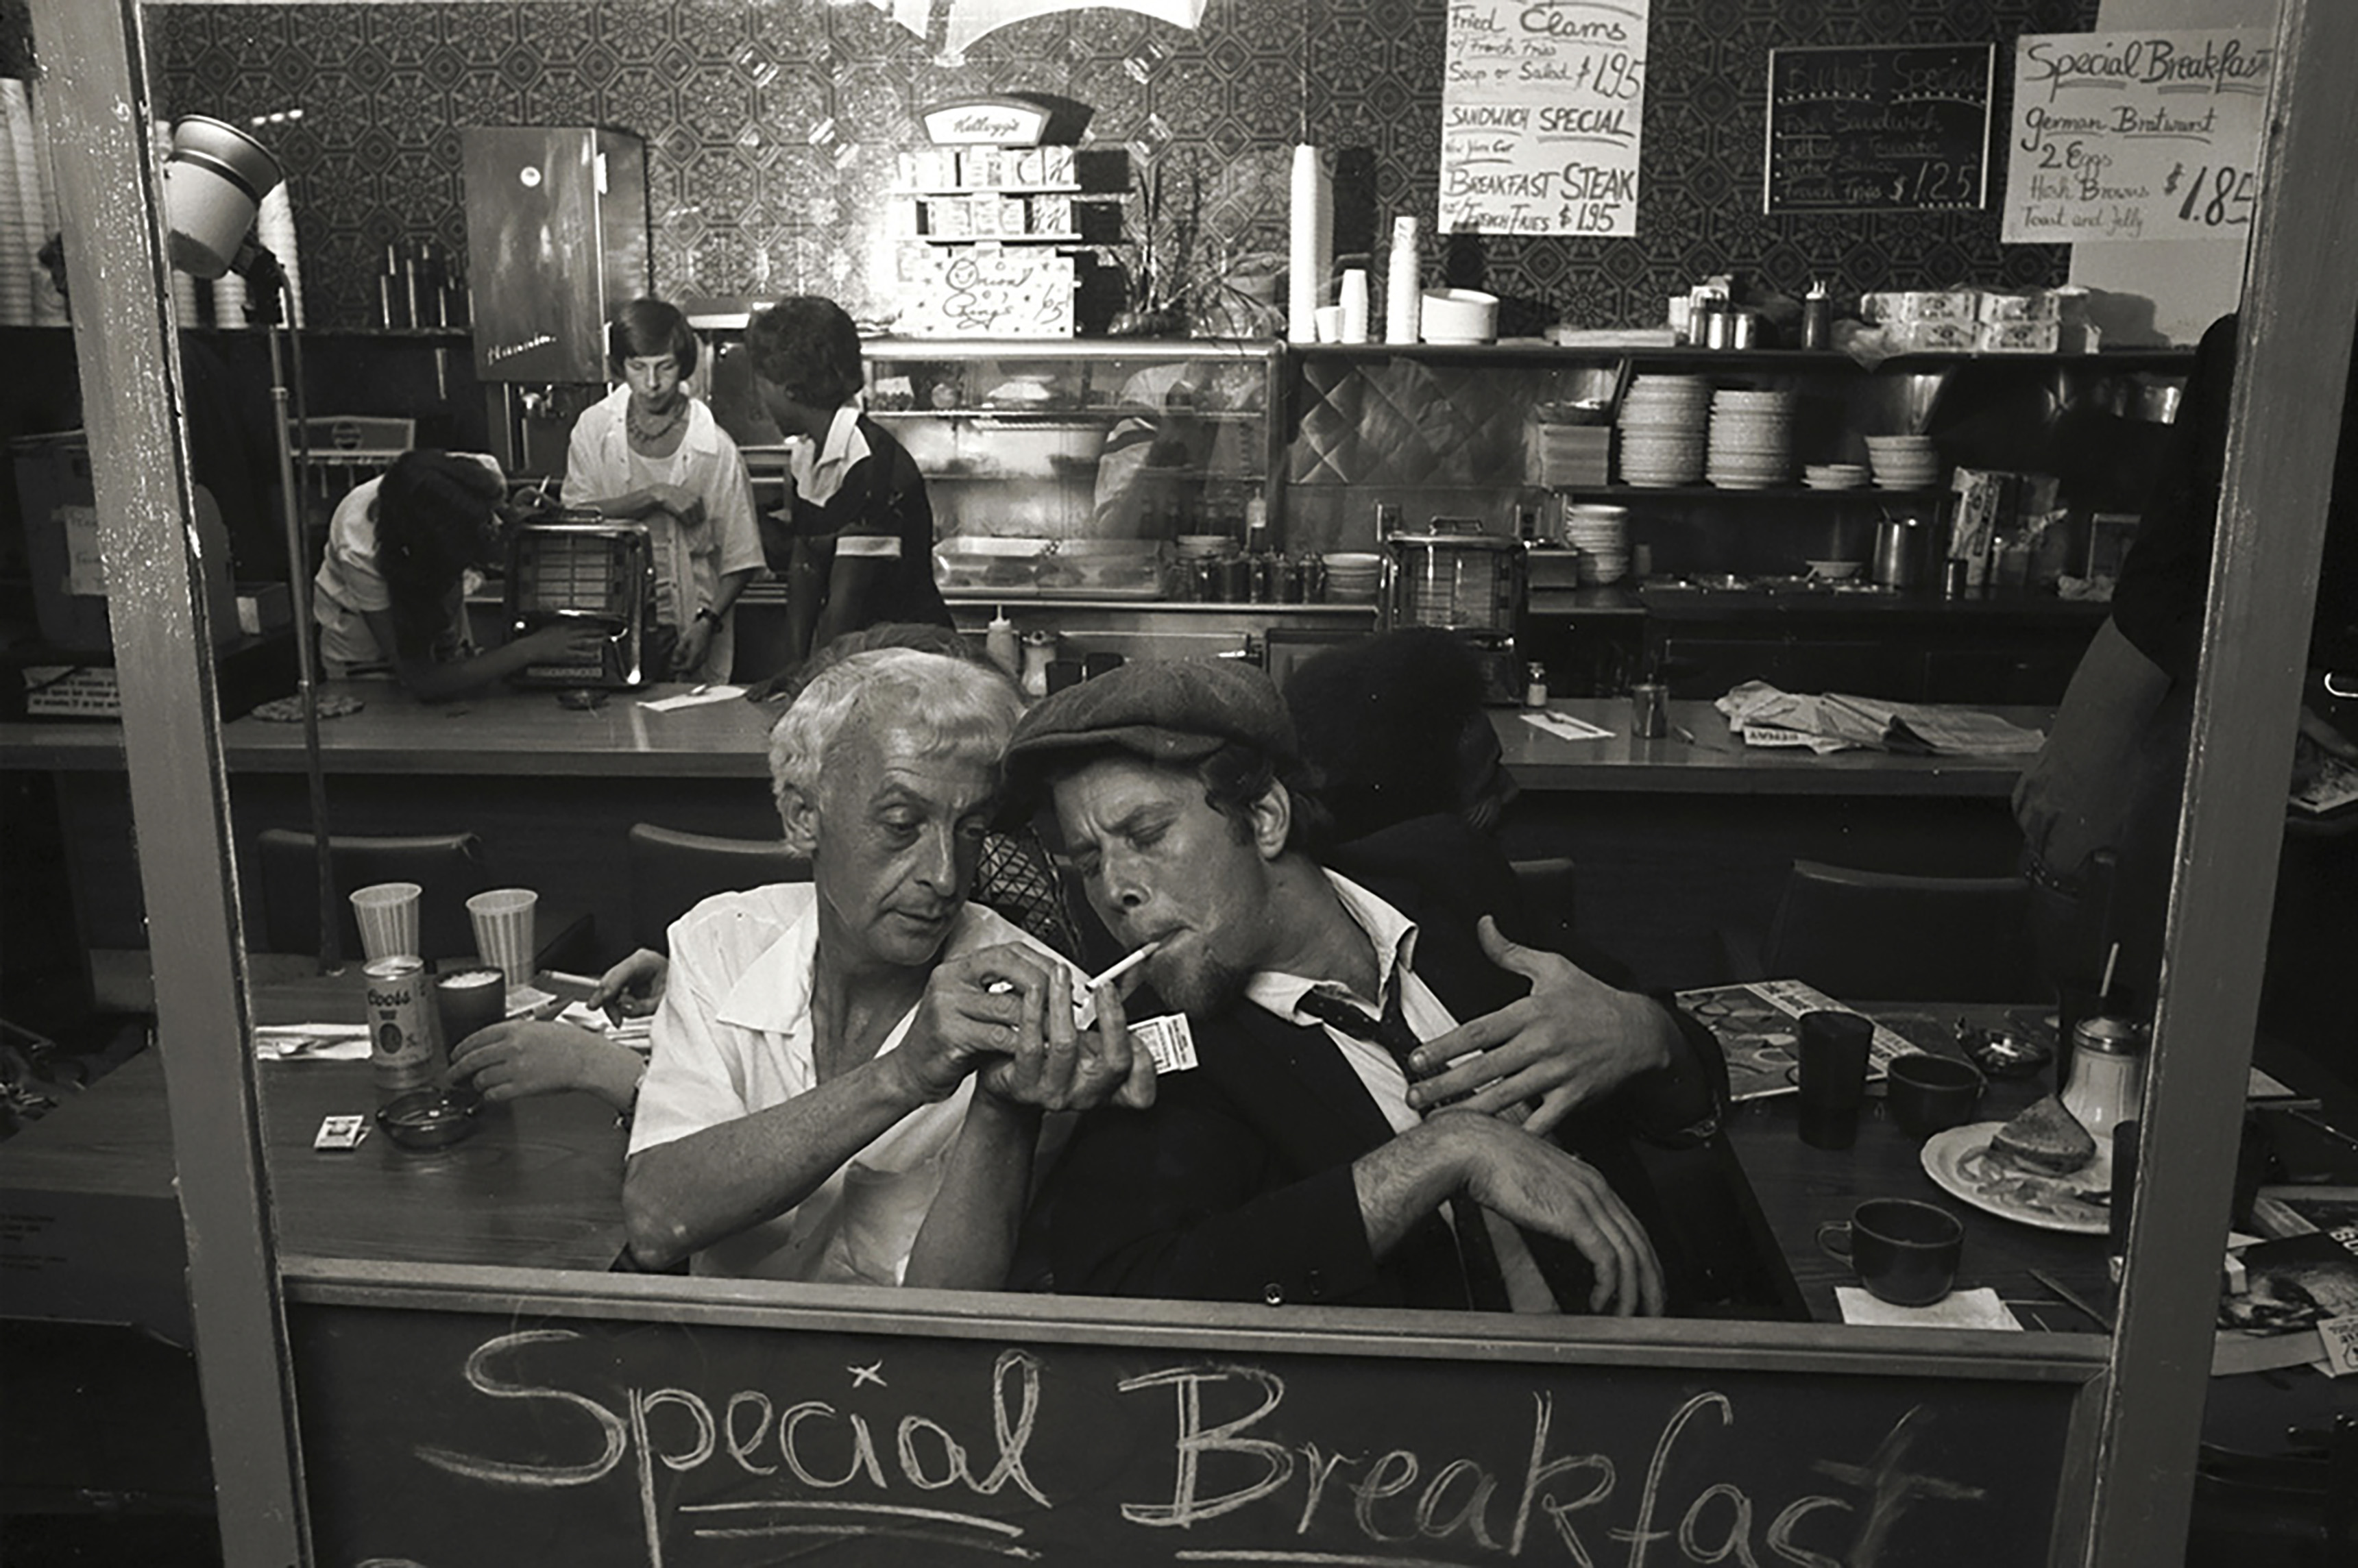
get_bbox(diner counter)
[1,684,2050,796]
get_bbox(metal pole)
[255,263,340,972]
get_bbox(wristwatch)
[694,606,721,626]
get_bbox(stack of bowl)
[1322,552,1383,604]
[1564,504,1631,585]
[1864,435,1941,490]
[1615,375,1712,487]
[1705,389,1796,489]
[1801,463,1869,491]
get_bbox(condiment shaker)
[2061,1015,2146,1149]
[1801,280,1831,350]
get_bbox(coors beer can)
[364,955,443,1103]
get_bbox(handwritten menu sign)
[289,1288,2088,1567]
[1764,44,1995,214]
[1439,0,1651,237]
[898,246,1075,337]
[2002,30,2273,243]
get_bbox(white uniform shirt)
[563,384,764,680]
[628,883,1053,1285]
[312,454,499,677]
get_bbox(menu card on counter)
[2002,29,2273,243]
[896,246,1075,337]
[1439,0,1650,238]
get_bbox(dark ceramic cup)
[1816,1197,1965,1307]
[1884,1053,1986,1138]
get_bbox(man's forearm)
[902,1092,1040,1290]
[622,1059,932,1269]
[1349,1117,1472,1258]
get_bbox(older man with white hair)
[622,646,1152,1283]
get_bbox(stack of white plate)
[1801,463,1869,491]
[1615,374,1712,487]
[1563,504,1630,585]
[1322,552,1383,604]
[1864,435,1941,490]
[1705,388,1796,489]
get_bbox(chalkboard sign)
[1764,45,1997,215]
[288,1267,2095,1567]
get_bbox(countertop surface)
[3,685,2050,796]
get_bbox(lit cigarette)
[1084,940,1162,994]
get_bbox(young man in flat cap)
[998,659,1727,1316]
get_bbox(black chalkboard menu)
[1764,44,1997,215]
[288,1273,2094,1567]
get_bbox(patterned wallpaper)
[111,0,2096,334]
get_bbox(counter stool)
[627,823,810,954]
[1729,858,2032,1003]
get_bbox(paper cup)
[350,882,422,963]
[465,888,538,997]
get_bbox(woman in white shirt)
[563,297,764,681]
[313,450,600,699]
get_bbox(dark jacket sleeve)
[1043,1073,1389,1307]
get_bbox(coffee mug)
[1816,1198,1964,1307]
[1884,1053,1986,1138]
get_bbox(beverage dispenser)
[461,127,649,476]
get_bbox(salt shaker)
[2061,1015,2146,1149]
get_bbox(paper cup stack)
[1705,388,1797,489]
[1564,504,1631,585]
[1321,552,1382,604]
[1615,375,1712,487]
[1864,435,1941,490]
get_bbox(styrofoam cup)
[465,887,537,997]
[350,882,422,963]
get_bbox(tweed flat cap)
[1003,657,1299,780]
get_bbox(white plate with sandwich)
[1920,1095,2112,1234]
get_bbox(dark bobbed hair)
[744,295,865,409]
[373,450,505,657]
[1283,627,1489,842]
[608,297,700,378]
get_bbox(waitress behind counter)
[747,296,952,674]
[563,297,764,681]
[313,450,605,699]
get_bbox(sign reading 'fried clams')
[291,1290,2083,1566]
[1439,0,1651,237]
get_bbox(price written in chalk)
[2164,161,2255,227]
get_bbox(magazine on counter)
[1673,978,1917,1102]
[2213,1190,2358,1377]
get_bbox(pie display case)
[859,338,1284,600]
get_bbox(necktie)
[1296,983,1513,1312]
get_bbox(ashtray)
[1955,1021,2052,1080]
[376,1090,480,1151]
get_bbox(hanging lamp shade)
[162,115,282,279]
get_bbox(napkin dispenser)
[502,517,653,687]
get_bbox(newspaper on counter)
[1714,681,2046,757]
[1673,977,1918,1102]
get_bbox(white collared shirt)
[628,883,1048,1284]
[561,384,763,679]
[787,402,871,509]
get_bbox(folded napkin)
[640,685,746,713]
[1837,1286,2022,1330]
[1520,709,1614,742]
[254,1025,371,1062]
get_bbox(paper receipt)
[1129,1013,1198,1075]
